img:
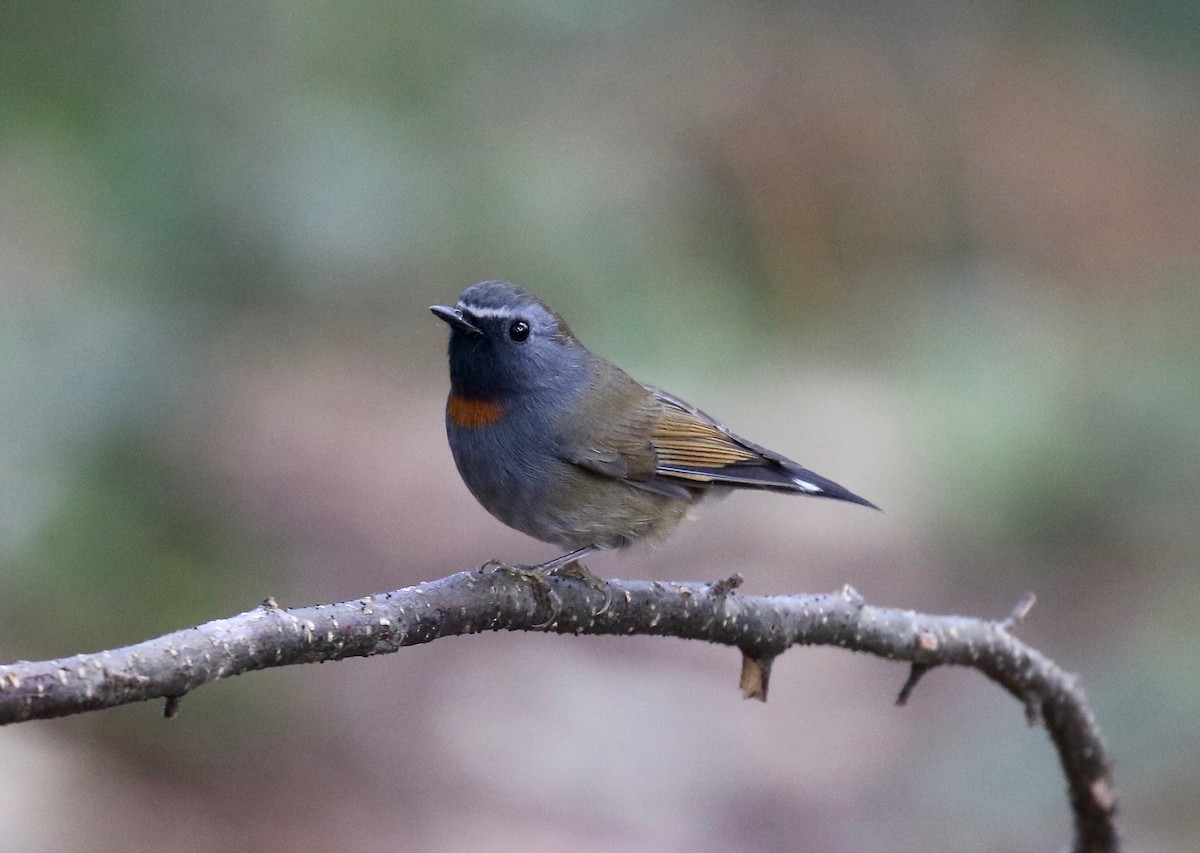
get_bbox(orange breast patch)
[447,394,506,428]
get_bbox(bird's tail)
[784,464,879,509]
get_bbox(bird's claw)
[482,560,563,627]
[552,559,612,617]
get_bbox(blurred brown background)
[2,2,1198,851]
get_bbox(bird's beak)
[430,305,482,336]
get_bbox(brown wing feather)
[651,405,760,469]
[648,389,769,477]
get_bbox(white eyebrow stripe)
[456,303,516,320]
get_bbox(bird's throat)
[447,394,506,429]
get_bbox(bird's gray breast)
[446,401,565,541]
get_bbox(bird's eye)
[508,319,530,342]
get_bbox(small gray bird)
[432,280,876,573]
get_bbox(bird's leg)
[536,546,601,575]
[479,546,598,576]
[545,548,607,590]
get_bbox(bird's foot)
[550,560,612,616]
[480,560,562,627]
[550,558,605,589]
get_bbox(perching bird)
[431,280,876,573]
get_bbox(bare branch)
[0,570,1118,852]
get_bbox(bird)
[431,280,876,575]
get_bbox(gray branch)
[0,571,1118,852]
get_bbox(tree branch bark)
[0,570,1118,851]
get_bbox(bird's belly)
[448,421,694,550]
[540,472,696,550]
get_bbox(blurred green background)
[2,2,1198,851]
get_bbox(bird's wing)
[642,386,808,490]
[557,377,802,494]
[558,369,877,507]
[557,376,696,499]
[567,447,696,499]
[646,387,877,507]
